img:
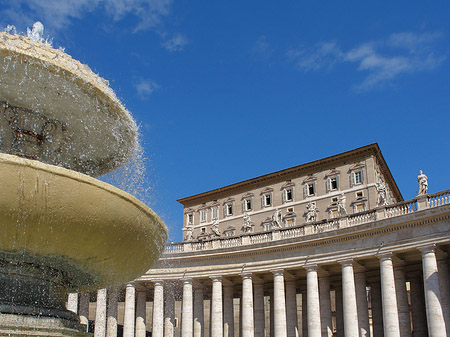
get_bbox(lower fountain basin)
[0,153,167,292]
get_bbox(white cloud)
[134,78,159,99]
[252,35,273,59]
[0,0,172,33]
[288,32,446,91]
[161,33,189,52]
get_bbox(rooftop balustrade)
[163,189,450,254]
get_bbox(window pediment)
[260,187,273,195]
[281,181,295,190]
[303,175,317,183]
[241,192,254,200]
[349,163,365,172]
[222,197,235,205]
[184,208,194,214]
[325,169,340,178]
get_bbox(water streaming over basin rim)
[0,153,168,292]
[0,32,138,177]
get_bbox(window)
[283,188,294,202]
[287,207,294,213]
[263,193,272,207]
[349,164,365,186]
[243,198,253,212]
[212,206,218,220]
[326,176,339,192]
[225,203,233,216]
[285,218,295,226]
[200,209,207,222]
[355,204,365,212]
[201,227,206,234]
[356,191,363,198]
[303,182,316,197]
[187,214,193,225]
[354,171,363,184]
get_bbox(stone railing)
[163,190,450,254]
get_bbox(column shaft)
[306,267,321,337]
[151,282,163,337]
[79,293,90,332]
[341,262,359,337]
[253,282,265,337]
[301,291,308,337]
[354,272,370,337]
[408,273,427,337]
[335,286,344,337]
[369,281,384,337]
[106,287,118,337]
[136,290,147,337]
[67,293,78,313]
[94,288,107,337]
[437,258,450,336]
[379,255,401,337]
[182,278,194,337]
[393,267,411,337]
[319,275,333,337]
[123,283,136,337]
[223,284,234,337]
[211,276,223,337]
[273,270,287,337]
[164,284,175,337]
[285,280,298,337]
[421,246,446,337]
[241,274,254,337]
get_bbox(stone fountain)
[0,28,168,336]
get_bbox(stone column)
[182,278,194,337]
[318,272,333,337]
[253,278,265,337]
[270,293,275,337]
[136,290,147,337]
[437,257,450,336]
[210,276,223,337]
[241,273,254,337]
[354,271,370,337]
[164,283,176,337]
[106,287,118,337]
[285,277,298,337]
[379,254,400,337]
[420,245,446,337]
[340,260,359,337]
[305,266,321,337]
[368,280,383,337]
[222,280,234,337]
[79,293,90,332]
[408,272,428,337]
[123,282,136,337]
[151,281,163,337]
[272,269,287,337]
[393,266,412,337]
[334,286,344,337]
[301,290,308,337]
[94,288,107,337]
[67,293,78,313]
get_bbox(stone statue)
[185,225,194,241]
[376,182,388,206]
[211,220,221,237]
[272,208,282,229]
[418,170,428,195]
[242,213,254,233]
[337,193,347,215]
[305,202,318,223]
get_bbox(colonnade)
[67,244,450,337]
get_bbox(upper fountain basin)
[0,32,138,177]
[0,153,168,291]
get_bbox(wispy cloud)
[288,32,446,91]
[134,78,159,99]
[161,33,189,52]
[0,0,172,33]
[252,35,273,59]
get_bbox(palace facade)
[67,143,450,337]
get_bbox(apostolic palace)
[66,143,450,337]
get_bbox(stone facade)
[67,144,450,337]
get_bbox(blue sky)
[1,1,449,242]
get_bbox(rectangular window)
[356,191,363,198]
[330,177,338,190]
[200,209,207,222]
[244,199,253,211]
[187,214,193,224]
[286,218,295,226]
[264,194,272,207]
[331,209,339,217]
[308,183,315,196]
[287,207,294,213]
[212,206,218,220]
[285,188,293,202]
[201,227,206,233]
[354,171,363,184]
[225,203,233,216]
[356,204,365,212]
[332,197,338,203]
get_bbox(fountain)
[0,25,168,336]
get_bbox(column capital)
[304,264,318,272]
[241,272,253,280]
[337,258,354,267]
[377,252,394,261]
[271,268,285,276]
[151,280,164,287]
[182,277,193,285]
[210,275,222,282]
[417,243,437,254]
[125,282,136,288]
